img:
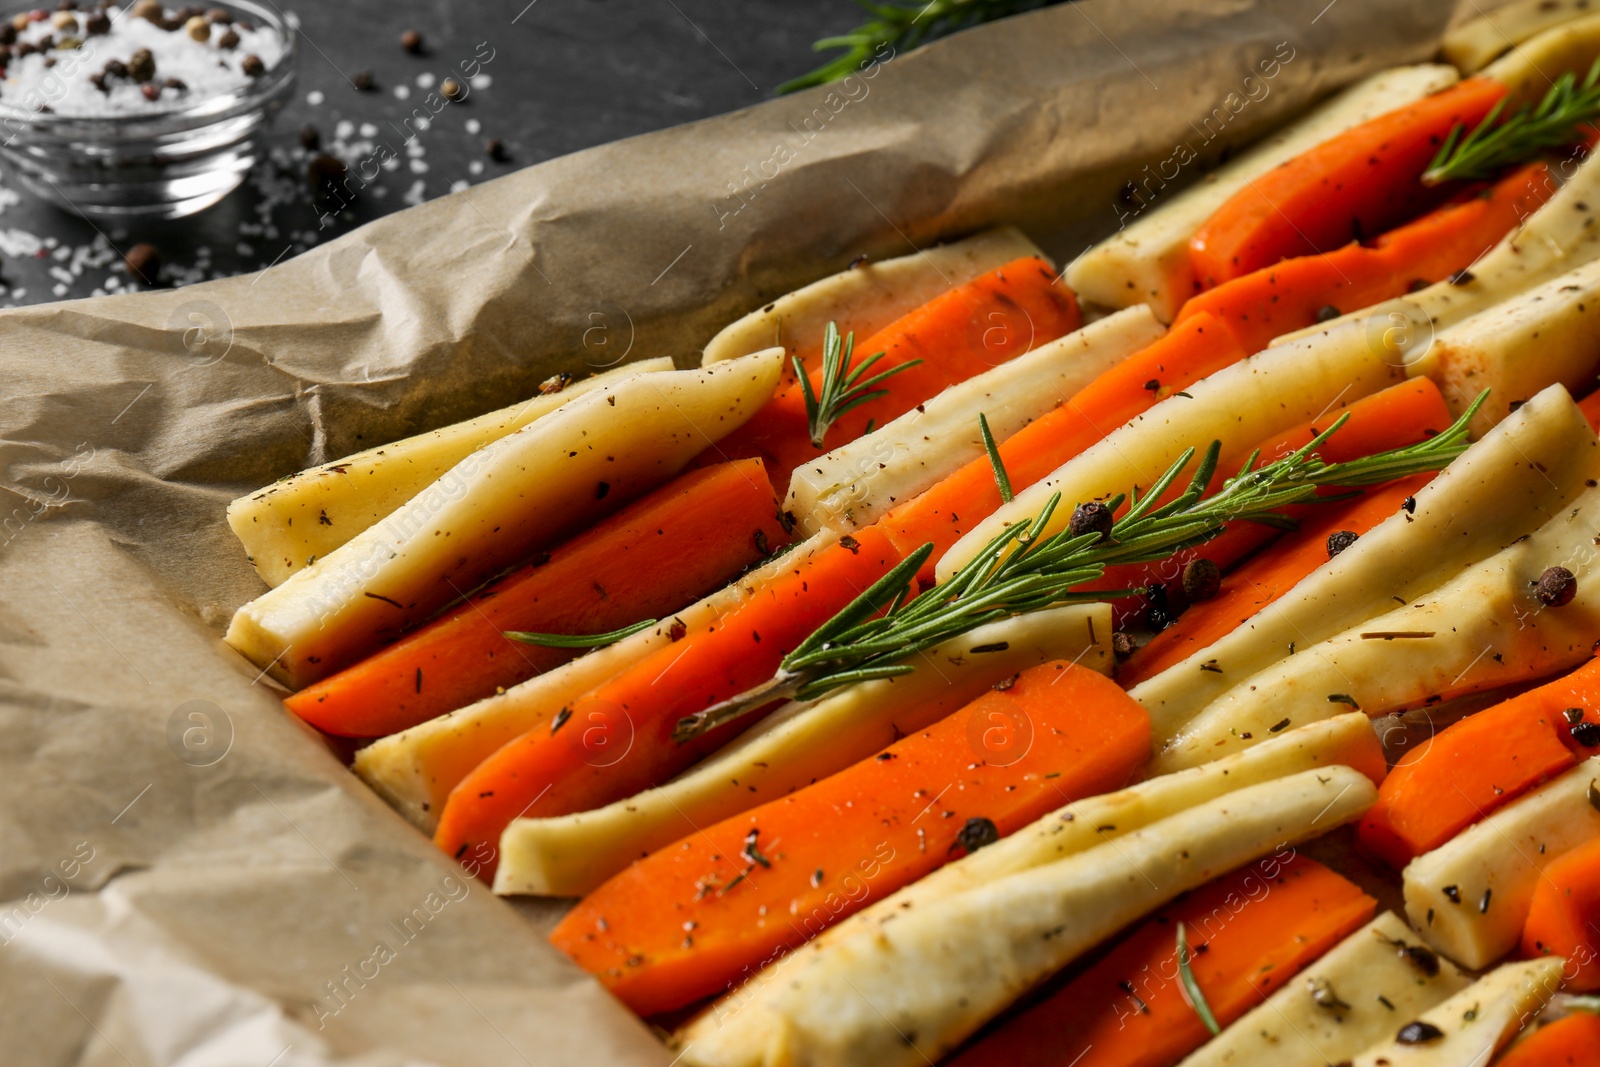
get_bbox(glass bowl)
[0,0,297,219]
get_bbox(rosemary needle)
[1423,58,1600,184]
[798,321,920,448]
[505,617,658,649]
[979,412,1013,503]
[673,391,1487,741]
[1177,921,1222,1036]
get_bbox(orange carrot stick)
[1523,836,1600,992]
[1093,377,1452,629]
[1188,78,1509,288]
[879,311,1248,575]
[1579,385,1600,432]
[433,526,905,881]
[945,854,1375,1067]
[710,256,1081,494]
[549,660,1151,1017]
[1177,162,1552,351]
[284,460,788,739]
[1358,653,1600,870]
[1496,1013,1600,1066]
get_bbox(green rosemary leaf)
[505,617,658,649]
[799,321,920,448]
[1177,921,1222,1036]
[978,412,1013,503]
[1423,59,1600,184]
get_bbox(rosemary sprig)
[673,392,1486,741]
[1423,58,1600,184]
[505,617,657,649]
[979,412,1013,503]
[778,0,1058,95]
[798,321,920,448]
[1176,922,1221,1036]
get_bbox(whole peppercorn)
[1395,1021,1445,1045]
[163,76,185,91]
[83,9,106,32]
[1326,530,1359,558]
[955,817,1000,853]
[127,46,155,82]
[9,14,28,32]
[298,122,320,151]
[124,243,162,285]
[1314,304,1341,323]
[486,137,509,162]
[1111,631,1136,659]
[400,28,422,53]
[0,22,15,43]
[351,68,374,91]
[205,6,231,23]
[103,56,126,76]
[1570,720,1600,748]
[1068,500,1114,542]
[50,9,76,30]
[184,13,207,40]
[141,82,161,101]
[306,153,347,196]
[1145,581,1182,631]
[215,27,237,48]
[240,52,264,76]
[131,0,162,19]
[1536,566,1578,607]
[1181,557,1222,602]
[441,77,464,101]
[14,40,33,56]
[0,44,11,63]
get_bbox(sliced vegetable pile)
[219,8,1600,1064]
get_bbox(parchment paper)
[0,0,1466,1061]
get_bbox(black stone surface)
[0,0,863,304]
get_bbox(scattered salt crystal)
[415,72,435,89]
[334,120,354,141]
[465,118,480,135]
[468,160,483,175]
[402,179,424,206]
[51,283,66,297]
[306,90,325,106]
[471,75,491,90]
[409,158,427,174]
[393,84,410,100]
[449,179,468,193]
[359,122,377,138]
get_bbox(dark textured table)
[0,0,862,305]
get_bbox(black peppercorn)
[1326,530,1359,558]
[1407,277,1430,293]
[401,28,423,53]
[441,77,464,102]
[127,46,154,82]
[83,9,107,33]
[1069,500,1114,541]
[1449,269,1475,286]
[955,817,999,853]
[299,123,320,151]
[240,52,264,77]
[163,76,185,91]
[1111,631,1136,659]
[103,57,125,77]
[1536,566,1578,607]
[1572,721,1600,748]
[306,153,347,196]
[1314,304,1341,323]
[216,27,237,48]
[1181,558,1221,602]
[205,6,231,23]
[0,22,16,44]
[1395,1021,1445,1045]
[486,137,509,162]
[1145,581,1181,631]
[351,68,374,91]
[124,243,161,285]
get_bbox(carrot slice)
[709,256,1082,494]
[1188,77,1509,288]
[1495,1007,1600,1064]
[1579,385,1600,432]
[433,526,904,881]
[1095,377,1452,631]
[879,311,1248,576]
[1177,162,1552,351]
[549,660,1151,1017]
[1358,654,1600,870]
[1523,837,1600,992]
[945,854,1375,1067]
[284,461,788,738]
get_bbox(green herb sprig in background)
[1424,58,1600,184]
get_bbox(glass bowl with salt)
[0,1,296,219]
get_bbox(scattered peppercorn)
[1402,495,1416,514]
[215,26,237,48]
[1314,304,1341,323]
[441,77,464,101]
[1537,566,1578,607]
[124,242,161,285]
[1407,277,1430,293]
[401,28,423,53]
[955,817,999,853]
[140,82,160,101]
[298,123,320,150]
[131,0,162,19]
[0,22,16,44]
[103,57,125,77]
[1571,721,1600,748]
[1181,557,1221,602]
[1111,631,1136,658]
[183,13,206,40]
[306,153,347,197]
[127,46,154,81]
[1395,1021,1445,1045]
[351,68,374,91]
[163,76,185,91]
[1145,581,1180,631]
[486,137,508,162]
[1449,269,1475,286]
[240,52,263,77]
[1326,530,1359,558]
[1069,500,1113,541]
[50,10,75,31]
[205,6,231,23]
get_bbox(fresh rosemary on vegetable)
[778,0,1058,95]
[798,321,920,448]
[505,617,658,649]
[1176,921,1221,1036]
[673,392,1486,741]
[978,412,1013,503]
[1423,58,1600,184]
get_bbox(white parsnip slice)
[1154,465,1600,775]
[1064,65,1459,323]
[225,349,785,689]
[354,530,837,832]
[1131,385,1600,743]
[1272,149,1600,350]
[701,227,1043,365]
[1178,911,1472,1067]
[227,358,675,588]
[937,319,1406,582]
[1443,0,1600,73]
[678,714,1381,1062]
[1485,12,1600,108]
[1347,958,1565,1067]
[785,306,1163,536]
[493,603,1112,897]
[681,767,1375,1067]
[1415,259,1600,432]
[1404,757,1600,969]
